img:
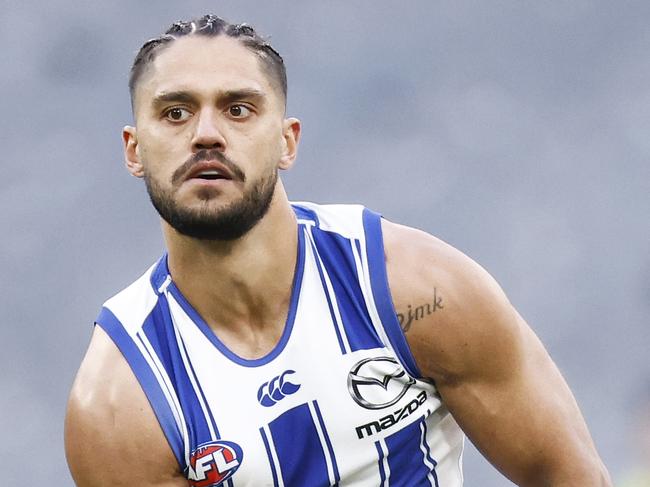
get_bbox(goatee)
[144,151,278,241]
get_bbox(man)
[65,14,611,486]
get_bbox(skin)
[65,35,612,486]
[384,222,612,486]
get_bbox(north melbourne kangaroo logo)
[347,357,415,410]
[257,369,301,407]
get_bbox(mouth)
[193,170,229,181]
[185,161,235,182]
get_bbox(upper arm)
[65,326,186,487]
[382,219,611,486]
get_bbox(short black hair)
[128,14,287,108]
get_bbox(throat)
[209,317,288,360]
[163,201,302,361]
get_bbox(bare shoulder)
[381,218,612,485]
[381,218,516,382]
[65,326,185,486]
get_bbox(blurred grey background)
[1,0,649,485]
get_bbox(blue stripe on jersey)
[362,208,422,378]
[95,307,184,467]
[292,203,320,225]
[142,299,217,448]
[311,227,383,352]
[149,254,170,292]
[420,420,440,487]
[309,231,348,355]
[384,417,435,487]
[375,441,387,486]
[259,427,280,487]
[354,238,362,259]
[312,400,340,484]
[175,326,220,438]
[268,403,331,486]
[161,225,306,368]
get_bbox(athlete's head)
[122,15,300,241]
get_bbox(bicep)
[382,219,609,485]
[65,326,186,487]
[432,307,600,485]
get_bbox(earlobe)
[279,118,301,170]
[122,126,144,178]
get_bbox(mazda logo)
[347,357,415,410]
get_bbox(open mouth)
[194,170,230,181]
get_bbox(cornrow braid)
[128,14,287,108]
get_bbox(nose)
[191,108,226,152]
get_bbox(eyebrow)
[151,89,266,108]
[151,91,197,106]
[219,89,266,106]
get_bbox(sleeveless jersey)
[97,202,464,486]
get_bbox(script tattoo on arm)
[396,288,444,333]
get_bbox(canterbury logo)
[257,370,301,407]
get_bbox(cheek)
[231,131,275,166]
[138,146,171,183]
[138,134,175,166]
[139,124,190,153]
[251,128,284,159]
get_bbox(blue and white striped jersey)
[97,202,464,486]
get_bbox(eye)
[163,107,193,122]
[228,104,252,119]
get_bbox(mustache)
[171,149,246,185]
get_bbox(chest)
[169,257,442,486]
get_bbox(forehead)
[138,35,275,105]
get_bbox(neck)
[162,183,298,357]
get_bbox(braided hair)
[128,14,286,107]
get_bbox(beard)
[144,151,278,241]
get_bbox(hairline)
[129,33,287,115]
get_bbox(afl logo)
[187,440,243,486]
[347,356,415,410]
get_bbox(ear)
[278,118,301,170]
[122,125,144,178]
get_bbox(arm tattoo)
[396,288,444,333]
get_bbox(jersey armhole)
[362,209,422,379]
[95,307,186,470]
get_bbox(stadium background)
[1,1,649,484]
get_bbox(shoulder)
[381,218,522,383]
[65,324,184,485]
[100,260,163,331]
[291,201,367,236]
[381,219,613,485]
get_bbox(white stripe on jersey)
[305,226,352,354]
[378,439,390,487]
[262,425,285,487]
[135,329,191,465]
[420,421,437,487]
[308,401,336,485]
[168,294,217,441]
